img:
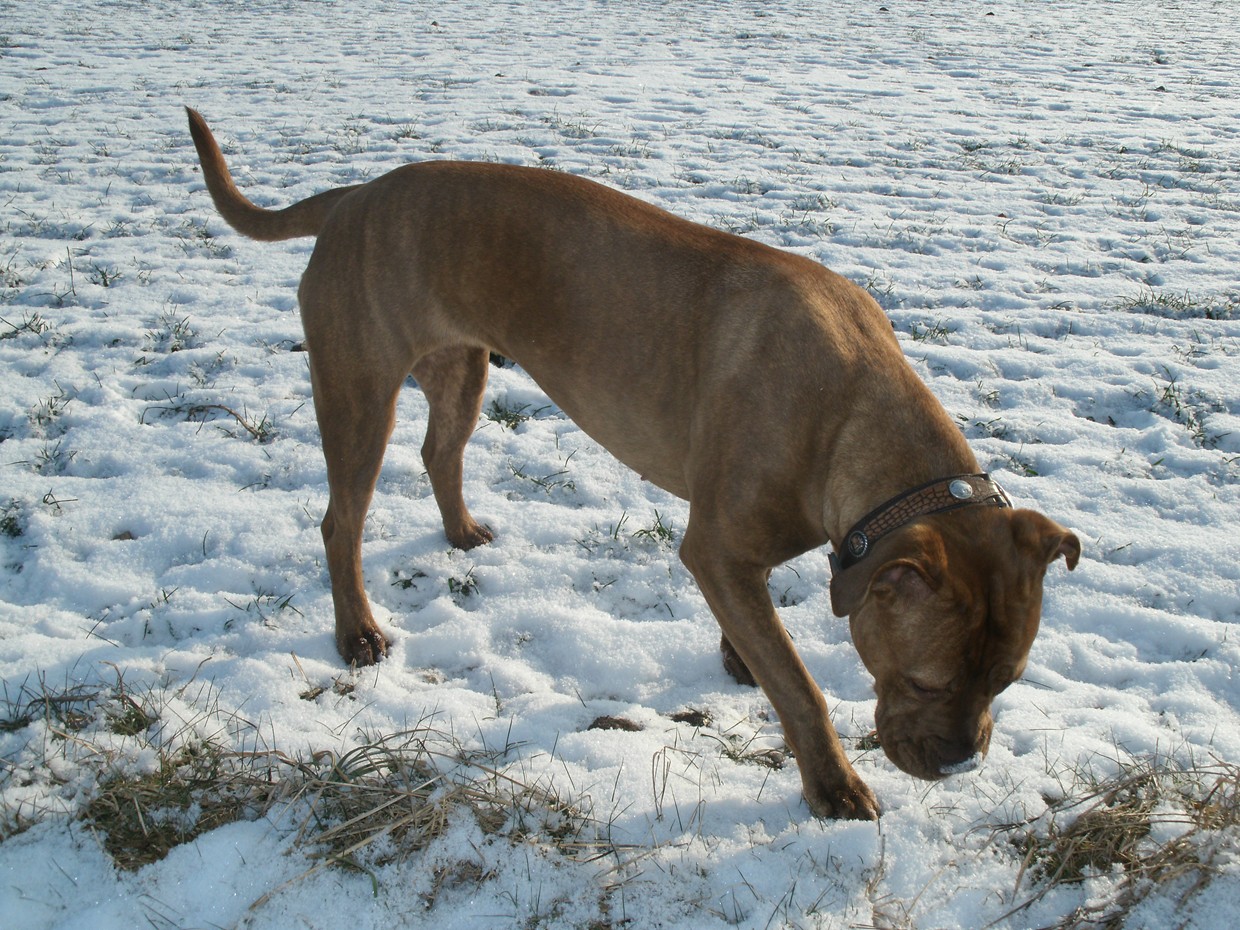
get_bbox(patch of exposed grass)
[989,754,1240,929]
[507,458,577,495]
[83,740,252,870]
[0,499,24,539]
[0,677,102,736]
[575,509,678,559]
[8,675,1237,926]
[0,311,51,339]
[485,397,550,430]
[1112,288,1237,321]
[631,509,676,548]
[2,672,597,887]
[143,310,199,353]
[448,566,479,599]
[907,317,954,343]
[1150,367,1228,450]
[269,726,588,897]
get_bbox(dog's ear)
[1011,509,1081,571]
[830,526,945,617]
[868,558,940,603]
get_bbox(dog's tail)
[185,107,359,241]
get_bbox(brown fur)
[186,108,1080,820]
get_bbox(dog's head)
[832,507,1079,780]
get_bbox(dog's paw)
[338,626,388,667]
[720,635,758,687]
[449,520,495,551]
[806,775,881,821]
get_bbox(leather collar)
[828,473,1011,574]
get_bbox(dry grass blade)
[987,754,1240,929]
[292,738,454,865]
[245,728,594,908]
[1,678,104,735]
[6,672,597,888]
[83,741,281,871]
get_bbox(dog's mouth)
[881,734,989,781]
[875,702,993,781]
[938,752,985,777]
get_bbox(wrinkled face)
[844,509,1078,781]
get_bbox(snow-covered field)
[2,1,1239,927]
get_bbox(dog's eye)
[907,678,946,700]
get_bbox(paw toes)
[340,629,388,667]
[451,523,494,550]
[809,782,881,821]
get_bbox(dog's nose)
[936,737,985,776]
[939,751,983,776]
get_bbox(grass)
[223,586,302,626]
[1,18,1237,928]
[448,566,479,599]
[1150,366,1228,450]
[2,674,596,886]
[576,509,680,558]
[0,500,23,538]
[987,753,1240,929]
[84,740,245,870]
[0,311,50,339]
[143,311,199,354]
[4,670,1240,928]
[485,398,550,430]
[1112,288,1237,321]
[507,458,577,495]
[171,217,230,257]
[28,383,72,435]
[631,509,676,548]
[10,439,78,475]
[140,399,277,443]
[704,728,787,771]
[907,318,954,343]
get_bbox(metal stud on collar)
[949,479,975,500]
[846,530,869,559]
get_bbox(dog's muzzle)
[939,752,985,777]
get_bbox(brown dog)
[186,109,1080,820]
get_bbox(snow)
[2,1,1238,927]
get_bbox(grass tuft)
[485,398,550,430]
[1112,288,1237,321]
[1150,367,1228,450]
[0,500,24,539]
[992,754,1240,929]
[0,312,51,339]
[140,400,277,443]
[4,670,596,885]
[83,740,248,870]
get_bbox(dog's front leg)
[681,522,880,820]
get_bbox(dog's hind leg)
[412,346,494,550]
[310,340,412,666]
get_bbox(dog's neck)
[819,377,979,549]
